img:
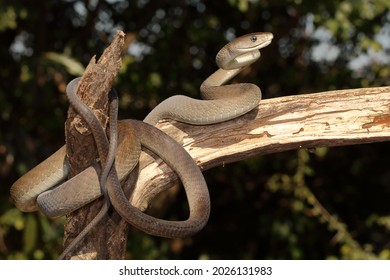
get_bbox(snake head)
[216,32,273,70]
[234,32,274,51]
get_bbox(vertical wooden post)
[63,31,128,259]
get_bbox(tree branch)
[62,31,390,259]
[128,86,390,210]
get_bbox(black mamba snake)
[10,32,273,258]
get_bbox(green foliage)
[267,149,390,259]
[1,0,389,259]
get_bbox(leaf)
[44,52,85,76]
[23,214,37,254]
[0,6,17,31]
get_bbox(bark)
[63,31,126,259]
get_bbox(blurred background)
[1,0,390,260]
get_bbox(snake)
[58,78,210,258]
[10,32,273,256]
[56,81,121,259]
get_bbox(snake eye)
[250,35,257,42]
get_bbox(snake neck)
[200,67,241,89]
[200,51,258,100]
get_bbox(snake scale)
[10,32,273,258]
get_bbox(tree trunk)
[63,31,126,259]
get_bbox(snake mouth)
[238,33,274,51]
[258,36,273,49]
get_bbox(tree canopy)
[1,0,390,259]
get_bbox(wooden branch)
[128,86,390,210]
[63,31,125,259]
[61,31,390,260]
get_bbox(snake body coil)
[10,32,273,256]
